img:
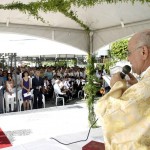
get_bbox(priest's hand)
[126,73,138,85]
[110,72,124,87]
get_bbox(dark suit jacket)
[32,76,44,94]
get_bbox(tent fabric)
[0,1,149,54]
[0,24,89,55]
[0,33,87,56]
[93,21,150,51]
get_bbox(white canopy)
[0,33,87,56]
[0,1,149,55]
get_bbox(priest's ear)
[141,45,149,60]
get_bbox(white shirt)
[74,71,79,77]
[54,83,64,95]
[59,81,64,89]
[63,81,70,89]
[51,78,56,85]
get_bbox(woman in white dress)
[5,73,15,112]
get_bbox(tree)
[110,39,128,61]
[104,39,129,74]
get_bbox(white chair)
[84,93,87,100]
[4,92,16,113]
[18,90,32,111]
[30,89,34,99]
[78,89,87,100]
[2,97,5,113]
[42,94,45,108]
[78,90,83,99]
[55,92,65,106]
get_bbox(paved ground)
[45,96,83,108]
[0,97,104,150]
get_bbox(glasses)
[127,46,143,56]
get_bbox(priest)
[96,29,150,150]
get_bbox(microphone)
[120,65,131,79]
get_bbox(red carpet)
[0,128,12,149]
[82,141,105,150]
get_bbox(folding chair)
[54,92,65,106]
[4,92,16,113]
[18,90,32,111]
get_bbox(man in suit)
[0,71,4,113]
[32,69,44,109]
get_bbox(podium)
[82,141,105,150]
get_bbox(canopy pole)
[10,53,13,72]
[14,53,18,112]
[89,31,94,54]
[66,54,67,67]
[2,55,4,70]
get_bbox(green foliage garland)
[84,53,99,127]
[0,0,148,31]
[71,0,149,6]
[0,0,90,31]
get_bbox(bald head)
[128,29,150,75]
[130,30,150,48]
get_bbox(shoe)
[65,100,69,103]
